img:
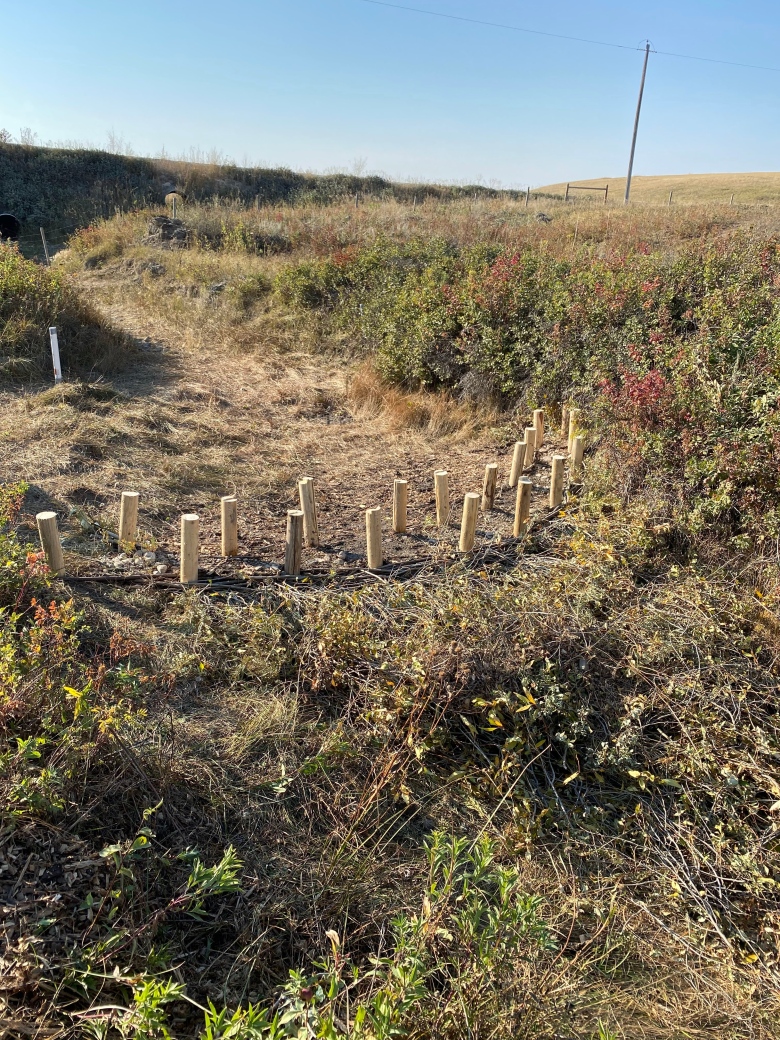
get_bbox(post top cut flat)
[36,510,57,521]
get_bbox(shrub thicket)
[276,234,780,540]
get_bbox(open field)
[538,171,780,206]
[3,196,780,1039]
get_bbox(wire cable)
[354,0,780,74]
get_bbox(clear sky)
[4,1,780,186]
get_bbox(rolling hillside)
[539,171,780,205]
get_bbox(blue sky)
[4,1,780,186]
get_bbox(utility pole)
[625,42,651,205]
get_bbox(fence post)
[549,457,565,509]
[513,479,532,536]
[36,511,65,575]
[482,464,498,512]
[40,227,51,265]
[393,479,408,534]
[285,510,304,575]
[298,477,320,547]
[118,491,139,547]
[366,507,383,569]
[524,427,537,470]
[459,493,480,551]
[509,439,526,488]
[434,470,450,526]
[533,408,545,449]
[571,435,585,481]
[180,513,200,583]
[567,409,580,453]
[221,496,238,556]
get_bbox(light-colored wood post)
[571,435,585,481]
[509,439,526,488]
[459,493,480,552]
[298,477,320,547]
[533,409,545,449]
[482,464,498,512]
[549,456,565,509]
[366,507,383,569]
[118,491,139,547]
[221,496,238,556]
[568,408,580,453]
[513,479,532,537]
[284,510,304,575]
[393,479,408,534]
[560,405,569,437]
[180,513,200,583]
[524,426,537,470]
[36,511,65,575]
[434,470,450,526]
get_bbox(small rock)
[154,563,168,576]
[143,551,157,564]
[337,550,347,561]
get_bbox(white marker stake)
[49,327,62,384]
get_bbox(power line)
[354,0,780,74]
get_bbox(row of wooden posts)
[34,409,585,583]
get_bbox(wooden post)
[285,510,304,575]
[298,477,320,547]
[393,479,408,534]
[730,193,735,206]
[560,405,569,437]
[571,435,585,481]
[513,479,532,537]
[36,511,65,575]
[118,491,139,547]
[180,513,200,583]
[459,493,480,552]
[524,427,537,470]
[564,184,570,202]
[525,186,530,208]
[366,507,383,569]
[533,408,545,449]
[221,496,238,556]
[48,327,62,384]
[509,439,526,488]
[482,464,498,512]
[568,408,580,453]
[668,190,673,206]
[549,456,565,509]
[40,227,51,265]
[434,470,450,526]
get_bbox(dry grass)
[539,171,780,206]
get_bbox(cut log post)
[36,511,65,575]
[509,439,526,488]
[561,405,570,438]
[285,510,304,576]
[513,479,532,536]
[571,435,585,481]
[533,408,545,449]
[434,470,450,526]
[298,477,320,547]
[459,492,480,552]
[118,491,139,547]
[482,464,498,512]
[393,479,408,534]
[549,456,565,509]
[366,507,383,569]
[180,513,200,583]
[568,408,580,453]
[221,496,238,556]
[524,427,537,470]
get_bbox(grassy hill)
[538,171,780,206]
[0,143,518,257]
